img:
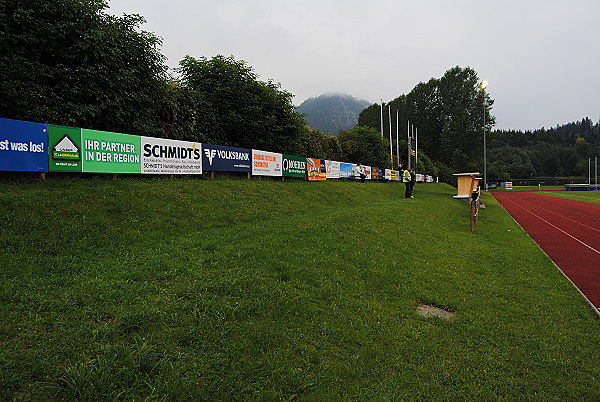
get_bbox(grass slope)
[1,178,598,400]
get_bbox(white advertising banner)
[325,160,340,179]
[252,149,282,176]
[385,169,391,180]
[141,137,202,174]
[354,165,372,180]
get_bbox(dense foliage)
[337,126,390,167]
[0,0,168,136]
[3,1,594,177]
[359,66,494,179]
[489,118,600,180]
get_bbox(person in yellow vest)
[403,166,414,198]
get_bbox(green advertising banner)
[48,125,82,172]
[82,129,141,173]
[282,154,307,178]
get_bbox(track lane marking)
[498,196,600,256]
[514,195,600,234]
[532,193,600,223]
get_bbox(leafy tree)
[177,55,306,154]
[357,66,495,178]
[0,0,168,136]
[337,126,390,167]
[490,118,600,178]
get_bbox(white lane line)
[534,193,600,222]
[516,196,600,234]
[500,196,600,256]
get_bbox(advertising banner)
[48,125,82,172]
[252,149,282,176]
[385,169,391,180]
[325,160,340,179]
[307,158,326,181]
[352,165,371,180]
[202,144,251,172]
[391,170,397,181]
[141,137,202,174]
[339,162,353,178]
[379,168,385,181]
[0,118,48,172]
[364,165,372,180]
[81,129,141,173]
[282,154,307,178]
[371,167,379,180]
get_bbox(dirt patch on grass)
[416,304,456,320]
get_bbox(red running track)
[492,191,600,313]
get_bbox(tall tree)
[0,0,168,136]
[337,126,390,167]
[357,66,495,174]
[177,55,306,154]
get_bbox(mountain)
[296,93,372,135]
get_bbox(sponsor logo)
[144,143,200,160]
[53,135,79,160]
[205,147,250,166]
[204,149,217,165]
[283,159,306,171]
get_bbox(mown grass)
[491,185,564,192]
[539,190,600,205]
[1,177,598,400]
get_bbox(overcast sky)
[108,0,599,131]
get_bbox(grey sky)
[108,0,600,130]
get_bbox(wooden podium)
[453,172,481,201]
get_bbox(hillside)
[296,93,371,135]
[1,178,599,400]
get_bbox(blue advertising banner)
[202,144,251,172]
[339,162,353,178]
[0,118,48,172]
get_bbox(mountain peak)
[296,93,372,135]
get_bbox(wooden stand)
[453,172,481,232]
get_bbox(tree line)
[358,66,495,183]
[489,118,600,180]
[8,0,588,183]
[0,0,393,170]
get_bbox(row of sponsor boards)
[0,118,435,182]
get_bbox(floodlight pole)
[480,80,489,191]
[389,105,393,167]
[407,120,411,168]
[415,127,418,169]
[380,100,384,138]
[396,110,399,168]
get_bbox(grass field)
[491,185,564,192]
[1,177,598,400]
[539,190,600,205]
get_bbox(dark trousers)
[360,174,366,183]
[405,182,411,198]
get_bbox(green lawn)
[491,185,564,192]
[539,190,600,205]
[1,177,598,400]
